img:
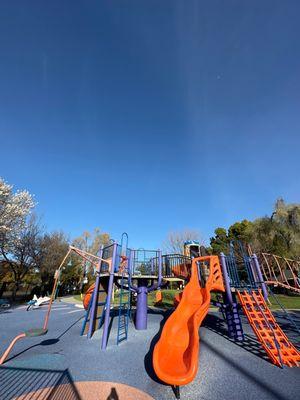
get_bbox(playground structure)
[81,242,193,347]
[259,253,300,293]
[1,236,299,399]
[79,239,300,398]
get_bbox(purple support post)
[252,254,268,300]
[132,250,162,330]
[101,242,117,350]
[220,253,244,341]
[136,281,148,330]
[87,245,104,339]
[128,249,134,288]
[220,252,233,304]
[249,258,259,284]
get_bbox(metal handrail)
[265,285,300,336]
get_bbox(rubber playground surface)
[0,301,299,400]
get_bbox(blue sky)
[0,1,299,249]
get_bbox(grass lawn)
[268,294,300,310]
[114,289,219,309]
[148,289,178,308]
[147,290,300,310]
[73,289,300,310]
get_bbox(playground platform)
[0,300,299,400]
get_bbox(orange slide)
[153,256,224,388]
[83,283,95,310]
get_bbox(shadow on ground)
[5,315,83,363]
[0,366,81,400]
[202,338,292,400]
[203,313,271,363]
[0,366,122,400]
[272,311,300,348]
[144,308,173,384]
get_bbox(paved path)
[0,301,299,399]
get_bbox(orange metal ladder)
[237,289,300,367]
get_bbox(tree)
[37,231,70,295]
[0,177,36,299]
[0,177,35,247]
[163,229,203,254]
[228,220,253,242]
[1,215,41,300]
[210,227,229,254]
[0,260,10,298]
[209,199,300,259]
[72,228,110,254]
[72,228,110,291]
[88,228,110,255]
[250,199,300,258]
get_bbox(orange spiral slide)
[153,256,224,387]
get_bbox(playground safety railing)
[225,254,258,289]
[131,249,160,276]
[259,253,300,292]
[161,254,191,278]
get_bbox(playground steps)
[223,302,244,342]
[116,275,131,345]
[214,296,244,341]
[237,290,300,367]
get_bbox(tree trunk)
[25,284,30,297]
[0,282,7,299]
[11,281,20,301]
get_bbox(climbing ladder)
[237,289,300,367]
[223,301,244,341]
[116,274,131,345]
[214,294,244,341]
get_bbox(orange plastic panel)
[155,290,162,304]
[83,283,95,310]
[173,292,183,307]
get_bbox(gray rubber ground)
[0,301,299,400]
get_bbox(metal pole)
[147,250,162,291]
[101,242,117,350]
[43,248,71,330]
[0,333,26,365]
[128,249,135,291]
[220,253,233,304]
[151,257,154,274]
[252,254,268,300]
[158,250,162,287]
[87,245,104,338]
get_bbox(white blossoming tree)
[0,177,36,299]
[0,177,35,241]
